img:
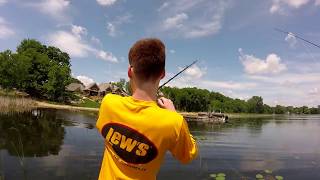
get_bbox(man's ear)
[128,65,133,78]
[160,70,165,79]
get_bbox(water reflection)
[0,110,319,179]
[0,109,65,157]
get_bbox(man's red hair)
[129,38,165,81]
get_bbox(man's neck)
[132,83,158,102]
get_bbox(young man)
[96,38,198,180]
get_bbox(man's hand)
[157,97,176,112]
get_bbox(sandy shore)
[35,101,198,117]
[36,101,99,112]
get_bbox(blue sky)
[1,0,320,106]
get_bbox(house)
[99,82,129,97]
[66,83,85,93]
[84,83,100,96]
[112,86,128,96]
[99,83,114,96]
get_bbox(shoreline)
[35,101,277,118]
[35,101,199,117]
[36,101,99,112]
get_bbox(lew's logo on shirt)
[102,123,158,164]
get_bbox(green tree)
[43,63,72,101]
[302,106,310,114]
[0,39,72,102]
[274,105,286,114]
[114,78,126,90]
[45,46,70,67]
[247,96,264,113]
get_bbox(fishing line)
[299,39,318,62]
[275,28,320,49]
[158,60,198,90]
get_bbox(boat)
[182,112,228,123]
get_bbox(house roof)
[99,83,113,92]
[84,83,99,91]
[66,83,84,91]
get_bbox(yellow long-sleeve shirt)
[96,94,198,180]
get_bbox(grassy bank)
[74,98,101,108]
[226,113,276,118]
[0,90,100,113]
[0,96,37,113]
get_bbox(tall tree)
[247,96,264,113]
[0,39,72,102]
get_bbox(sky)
[0,0,320,107]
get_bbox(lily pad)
[264,169,272,174]
[209,174,217,178]
[217,173,226,177]
[256,174,264,179]
[275,175,284,180]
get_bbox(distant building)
[84,83,99,96]
[112,86,128,96]
[99,83,114,96]
[66,82,127,97]
[66,83,85,93]
[99,82,128,97]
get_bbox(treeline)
[0,39,73,102]
[161,87,320,114]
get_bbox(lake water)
[0,109,319,180]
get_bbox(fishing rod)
[275,28,320,49]
[158,60,198,90]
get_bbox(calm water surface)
[0,109,319,179]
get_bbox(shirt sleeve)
[169,119,198,164]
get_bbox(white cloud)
[166,76,257,91]
[48,31,91,57]
[270,0,310,14]
[48,25,118,62]
[0,17,15,39]
[200,81,257,90]
[0,0,7,6]
[156,0,229,38]
[239,48,287,75]
[270,3,281,13]
[97,50,118,63]
[97,0,117,6]
[76,75,95,86]
[169,49,176,54]
[36,0,70,19]
[285,32,297,47]
[285,0,309,7]
[164,60,320,106]
[185,18,222,38]
[247,72,320,85]
[106,14,132,37]
[114,13,132,24]
[71,25,87,38]
[158,2,169,11]
[91,36,102,46]
[308,87,319,95]
[165,64,255,90]
[246,72,320,106]
[107,23,116,37]
[180,64,205,79]
[107,13,132,37]
[163,13,188,30]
